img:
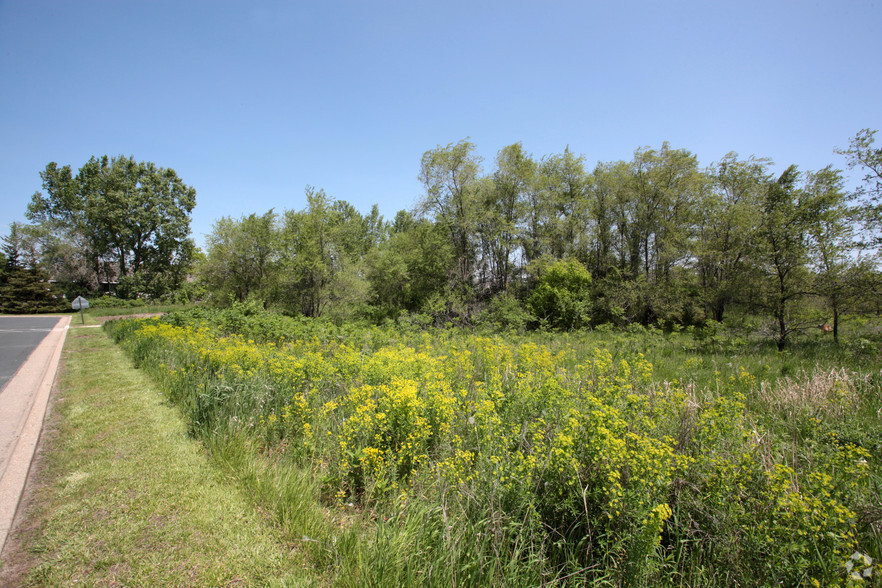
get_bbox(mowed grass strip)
[1,325,311,586]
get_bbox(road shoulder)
[0,315,69,554]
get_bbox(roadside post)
[71,296,89,324]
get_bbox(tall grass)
[105,309,882,586]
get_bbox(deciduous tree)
[838,129,882,248]
[418,140,482,289]
[803,166,857,341]
[27,156,196,297]
[754,166,811,349]
[200,211,279,304]
[696,153,770,321]
[480,143,535,293]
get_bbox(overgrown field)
[105,308,882,587]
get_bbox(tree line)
[3,132,881,347]
[196,132,882,348]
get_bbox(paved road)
[0,317,64,393]
[0,315,70,554]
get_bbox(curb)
[0,315,71,554]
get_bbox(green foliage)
[754,165,815,349]
[160,279,206,305]
[0,223,68,313]
[473,293,532,333]
[839,128,882,248]
[89,294,147,309]
[199,210,279,305]
[176,131,882,349]
[26,155,196,298]
[482,142,535,292]
[696,153,770,322]
[419,139,482,291]
[104,312,882,586]
[527,257,593,330]
[0,266,68,313]
[278,188,377,318]
[366,212,454,321]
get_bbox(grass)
[85,303,193,318]
[4,307,881,586]
[102,309,882,586]
[0,323,314,586]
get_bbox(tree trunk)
[776,308,788,351]
[711,297,725,323]
[832,303,839,343]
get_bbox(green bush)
[527,258,592,330]
[473,293,532,333]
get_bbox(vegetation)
[0,223,67,313]
[4,131,881,341]
[3,130,882,584]
[102,306,882,586]
[22,155,196,300]
[189,131,881,344]
[0,323,304,586]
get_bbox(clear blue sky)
[2,0,880,249]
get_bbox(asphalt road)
[0,317,63,393]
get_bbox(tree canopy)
[5,132,880,344]
[26,155,196,298]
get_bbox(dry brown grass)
[759,367,863,418]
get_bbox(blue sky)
[1,0,880,249]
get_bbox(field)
[104,307,882,587]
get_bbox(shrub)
[526,258,592,330]
[473,293,532,333]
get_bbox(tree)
[27,156,197,297]
[0,267,68,314]
[519,148,591,266]
[19,223,96,296]
[1,222,44,271]
[199,211,279,304]
[366,211,454,320]
[802,166,858,341]
[754,166,811,350]
[0,223,67,314]
[418,140,482,290]
[281,188,339,317]
[1,223,23,271]
[278,188,377,318]
[596,144,702,324]
[479,143,535,293]
[696,153,771,322]
[838,129,882,249]
[586,161,623,281]
[537,148,592,262]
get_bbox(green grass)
[0,325,314,586]
[102,309,882,586]
[85,302,193,318]
[6,308,881,586]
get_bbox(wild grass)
[85,302,193,317]
[101,307,882,586]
